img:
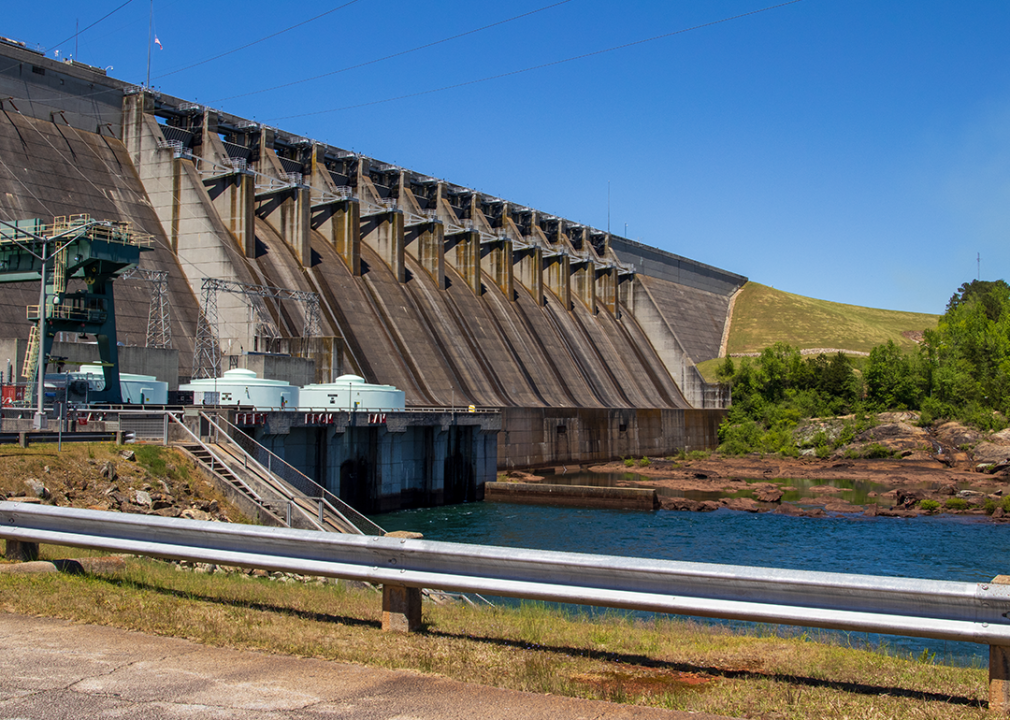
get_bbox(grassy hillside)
[726,282,939,356]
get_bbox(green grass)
[726,282,938,356]
[0,553,990,717]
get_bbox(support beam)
[571,258,596,311]
[257,187,311,267]
[363,210,405,282]
[405,221,445,287]
[205,173,255,258]
[313,199,360,275]
[992,575,1010,714]
[446,230,480,294]
[484,238,513,297]
[544,253,570,308]
[618,272,635,312]
[595,265,617,315]
[382,584,422,632]
[4,539,38,562]
[513,245,543,302]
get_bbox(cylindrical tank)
[297,374,405,411]
[179,368,298,408]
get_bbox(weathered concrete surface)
[498,407,725,470]
[0,613,729,720]
[485,481,658,510]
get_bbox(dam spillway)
[0,40,744,507]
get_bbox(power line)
[155,0,365,79]
[211,0,576,104]
[268,0,806,122]
[49,0,137,53]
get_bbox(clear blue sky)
[4,0,1009,314]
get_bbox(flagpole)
[146,0,152,88]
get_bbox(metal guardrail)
[2,501,1010,647]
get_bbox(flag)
[154,36,163,50]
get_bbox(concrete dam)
[0,41,745,510]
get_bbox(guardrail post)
[382,584,422,632]
[991,576,1010,714]
[4,539,39,562]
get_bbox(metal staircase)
[167,412,382,535]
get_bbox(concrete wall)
[0,340,179,388]
[248,410,500,514]
[238,353,315,388]
[497,407,725,470]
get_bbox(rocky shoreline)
[510,413,1010,520]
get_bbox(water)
[374,501,1010,666]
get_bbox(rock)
[973,442,1010,465]
[753,487,783,503]
[696,501,721,512]
[863,504,879,517]
[100,462,117,481]
[957,490,986,504]
[878,508,919,518]
[133,490,152,507]
[384,530,424,539]
[23,478,48,499]
[896,489,925,508]
[774,503,805,516]
[994,507,1006,519]
[824,501,862,514]
[120,450,136,461]
[722,497,761,513]
[660,498,702,512]
[181,508,212,522]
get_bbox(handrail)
[203,411,384,536]
[199,412,362,535]
[165,413,277,519]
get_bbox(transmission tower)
[191,278,322,378]
[120,267,172,348]
[193,281,221,379]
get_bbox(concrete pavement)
[0,614,733,719]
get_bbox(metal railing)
[1,501,1009,647]
[204,412,384,536]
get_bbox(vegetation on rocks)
[716,280,1010,456]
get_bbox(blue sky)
[4,0,1009,314]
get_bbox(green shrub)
[944,497,968,510]
[638,456,651,467]
[861,443,896,459]
[815,444,832,459]
[919,499,940,514]
[985,498,997,515]
[1001,496,1010,514]
[686,450,711,461]
[623,458,634,467]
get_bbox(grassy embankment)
[696,282,939,381]
[0,547,990,719]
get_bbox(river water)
[373,500,1010,666]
